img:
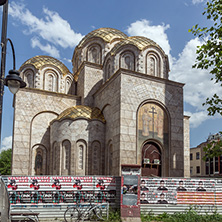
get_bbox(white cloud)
[127,19,171,57]
[192,0,205,4]
[171,38,222,106]
[31,37,60,58]
[127,19,222,128]
[1,136,12,152]
[9,2,84,56]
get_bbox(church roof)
[20,55,71,75]
[77,28,128,48]
[55,105,106,123]
[111,36,165,55]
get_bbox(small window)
[190,167,193,175]
[196,166,200,174]
[190,153,193,161]
[196,152,200,160]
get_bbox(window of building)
[205,162,209,175]
[196,166,200,174]
[210,158,214,174]
[196,152,200,160]
[220,156,222,174]
[190,153,193,161]
[215,157,219,173]
[190,166,193,175]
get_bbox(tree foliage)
[0,149,12,175]
[189,0,222,115]
[202,132,222,163]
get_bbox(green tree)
[0,149,12,175]
[202,132,222,170]
[189,0,222,116]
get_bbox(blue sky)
[1,0,222,150]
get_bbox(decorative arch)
[146,51,162,77]
[87,44,102,64]
[76,140,87,175]
[31,144,47,175]
[43,69,59,92]
[62,140,71,175]
[120,51,135,71]
[65,75,74,95]
[23,68,35,88]
[141,141,162,176]
[104,58,112,82]
[137,101,170,176]
[91,140,101,175]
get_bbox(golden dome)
[77,28,128,48]
[111,36,165,55]
[55,105,106,123]
[20,55,70,75]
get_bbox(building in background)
[12,28,190,177]
[190,133,222,177]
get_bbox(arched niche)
[23,68,35,88]
[146,51,161,77]
[43,69,59,92]
[87,44,102,64]
[104,58,112,82]
[65,75,75,95]
[62,140,71,175]
[31,144,47,175]
[76,140,87,175]
[91,141,101,175]
[137,102,170,176]
[120,51,135,71]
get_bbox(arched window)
[120,51,135,71]
[65,76,74,95]
[44,70,58,92]
[62,140,71,175]
[24,70,34,88]
[105,59,112,81]
[91,141,101,175]
[32,145,47,175]
[146,52,161,77]
[78,145,84,170]
[87,44,101,64]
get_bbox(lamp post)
[0,0,26,147]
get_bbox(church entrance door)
[141,143,161,177]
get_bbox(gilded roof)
[56,105,106,123]
[20,55,70,75]
[111,36,165,55]
[77,28,128,48]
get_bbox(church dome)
[76,28,128,48]
[55,105,106,123]
[20,55,71,75]
[110,36,165,55]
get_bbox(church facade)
[12,28,190,177]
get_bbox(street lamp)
[0,0,26,146]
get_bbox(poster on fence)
[4,176,116,205]
[140,178,216,205]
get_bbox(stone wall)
[12,88,80,175]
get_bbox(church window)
[92,141,101,174]
[24,71,34,88]
[120,51,135,71]
[78,145,84,170]
[35,151,43,172]
[146,52,161,77]
[87,44,101,64]
[62,140,71,172]
[65,77,72,94]
[32,145,47,175]
[44,70,58,92]
[105,59,112,81]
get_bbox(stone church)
[12,28,190,177]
